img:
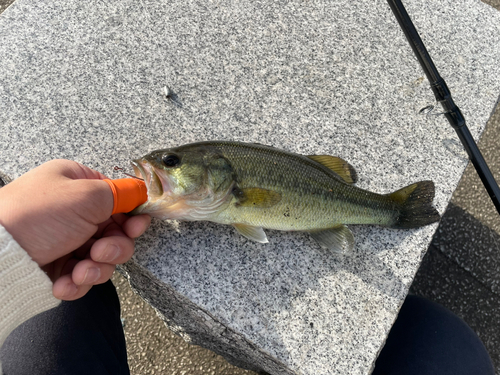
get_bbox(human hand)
[0,160,151,301]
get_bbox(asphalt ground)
[1,0,499,373]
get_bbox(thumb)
[68,178,115,225]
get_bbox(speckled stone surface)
[1,0,500,374]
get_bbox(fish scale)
[131,141,439,254]
[203,142,395,230]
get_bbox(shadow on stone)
[410,203,500,373]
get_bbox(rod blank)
[386,0,500,215]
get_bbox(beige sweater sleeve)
[0,225,61,373]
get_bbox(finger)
[72,259,116,286]
[90,235,135,264]
[69,179,114,225]
[42,254,75,282]
[106,213,149,232]
[72,161,109,180]
[42,159,108,181]
[61,257,80,276]
[99,220,131,239]
[74,237,97,259]
[122,214,151,238]
[110,213,129,227]
[92,212,148,240]
[52,274,93,301]
[92,218,116,239]
[92,215,133,240]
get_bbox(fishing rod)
[386,0,500,215]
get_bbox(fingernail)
[102,244,120,262]
[83,267,101,284]
[63,283,78,298]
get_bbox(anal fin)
[309,225,354,255]
[233,223,269,243]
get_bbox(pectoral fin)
[307,155,358,184]
[309,225,354,255]
[234,187,281,208]
[233,224,269,243]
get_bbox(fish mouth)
[131,160,164,197]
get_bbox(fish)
[131,141,440,254]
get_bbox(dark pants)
[0,280,129,375]
[1,284,495,375]
[373,295,495,375]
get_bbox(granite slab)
[1,0,500,374]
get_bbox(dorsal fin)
[307,155,358,184]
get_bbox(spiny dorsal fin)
[307,155,358,184]
[234,187,282,208]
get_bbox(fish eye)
[162,154,180,167]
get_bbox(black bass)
[131,141,440,254]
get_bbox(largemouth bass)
[131,141,440,254]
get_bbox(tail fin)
[388,181,440,229]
